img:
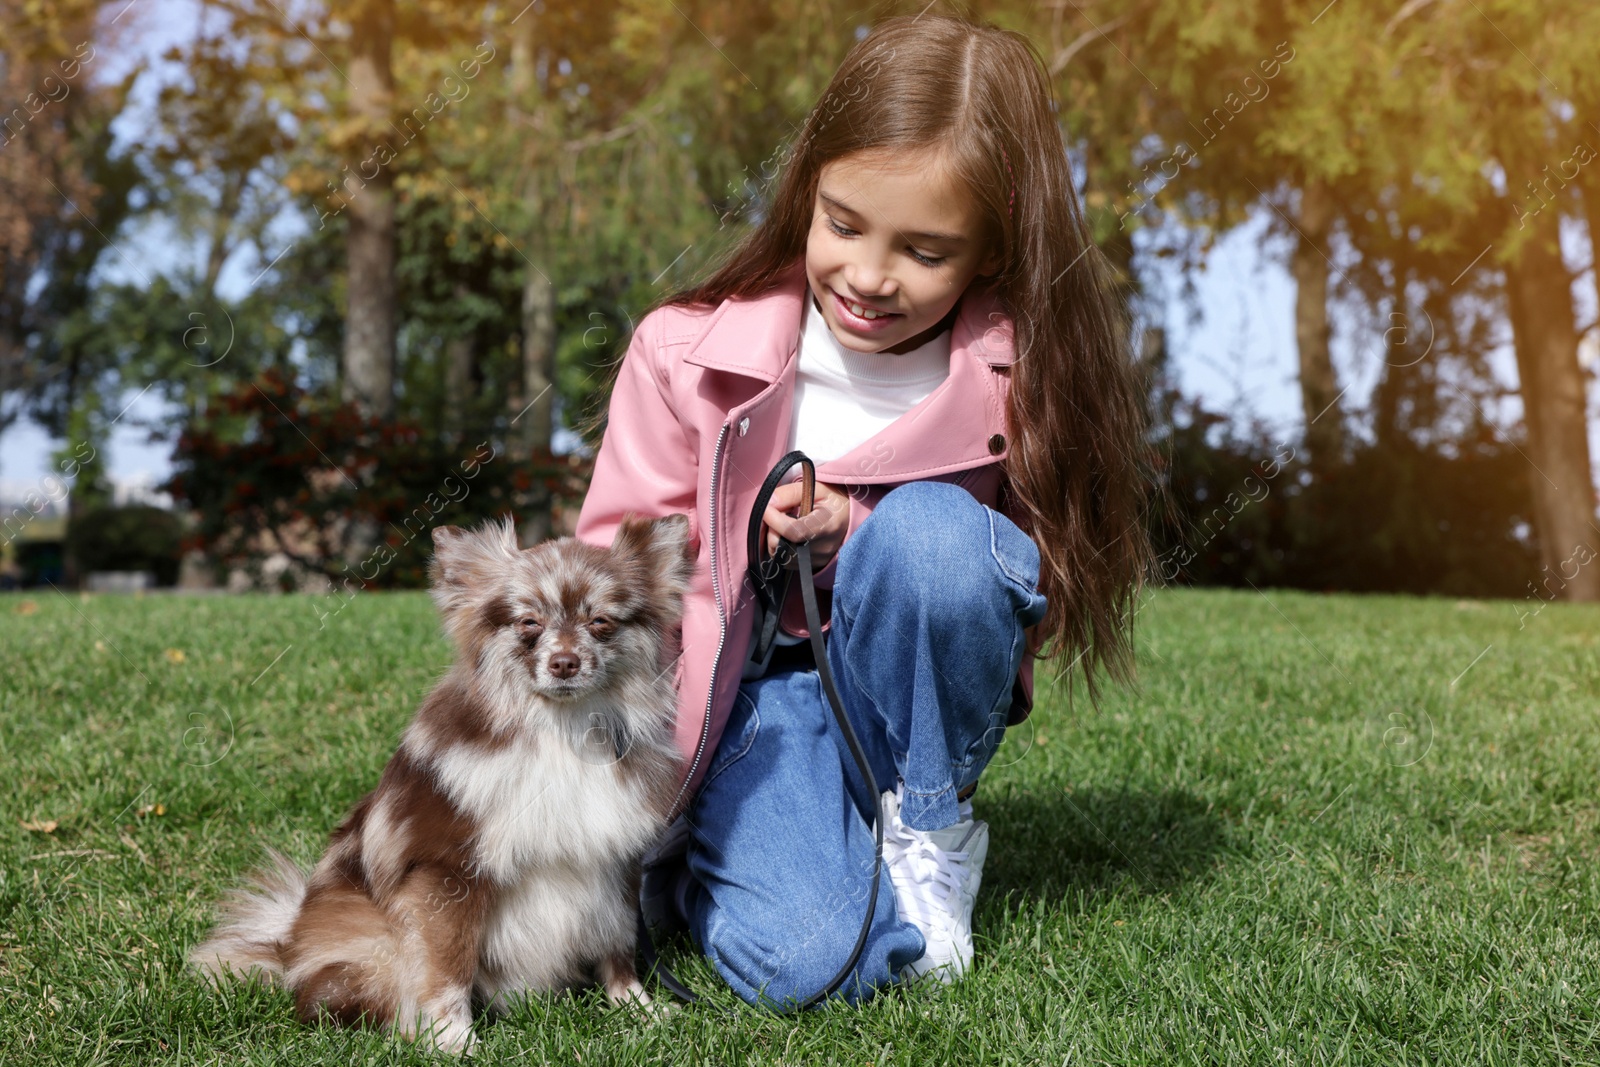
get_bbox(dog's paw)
[608,980,678,1021]
[604,976,650,1006]
[409,1006,478,1056]
[640,994,678,1021]
[428,1018,478,1057]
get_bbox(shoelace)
[894,838,970,908]
[884,815,972,915]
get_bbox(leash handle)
[639,451,885,1010]
[748,450,816,579]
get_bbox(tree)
[0,0,120,447]
[1373,0,1600,600]
[1,0,146,585]
[1029,0,1599,598]
[340,0,397,418]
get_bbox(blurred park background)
[2,0,1597,605]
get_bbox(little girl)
[574,14,1153,1008]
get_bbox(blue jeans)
[681,480,1049,1009]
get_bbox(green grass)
[3,585,1599,1065]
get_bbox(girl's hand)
[763,479,851,570]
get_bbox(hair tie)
[1000,144,1016,220]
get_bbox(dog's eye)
[588,616,616,637]
[519,617,544,636]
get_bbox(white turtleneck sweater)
[771,295,952,644]
[788,294,952,463]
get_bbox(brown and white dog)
[190,515,692,1053]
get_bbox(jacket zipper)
[668,420,731,821]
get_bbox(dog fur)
[190,514,693,1053]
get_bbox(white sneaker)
[879,784,989,983]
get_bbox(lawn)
[3,585,1599,1065]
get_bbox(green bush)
[163,369,592,590]
[1150,393,1540,598]
[66,504,185,586]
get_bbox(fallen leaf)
[15,600,37,616]
[135,804,166,818]
[94,640,106,652]
[163,648,186,664]
[20,820,58,833]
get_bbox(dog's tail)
[189,848,307,986]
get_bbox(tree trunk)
[1372,268,1409,451]
[1579,173,1600,348]
[444,281,475,445]
[511,11,555,546]
[63,480,87,589]
[518,268,556,455]
[61,398,84,591]
[1292,179,1345,468]
[1503,208,1600,602]
[341,0,396,420]
[515,233,556,548]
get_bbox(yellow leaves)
[164,648,186,664]
[281,167,325,197]
[14,600,38,616]
[20,820,58,833]
[136,804,166,818]
[323,116,385,156]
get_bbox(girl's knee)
[864,481,985,544]
[845,483,984,585]
[843,481,1038,615]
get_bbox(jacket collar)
[682,260,1017,382]
[684,260,1017,481]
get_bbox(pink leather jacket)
[574,260,1039,819]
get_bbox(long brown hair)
[585,14,1156,701]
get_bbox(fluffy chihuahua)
[190,514,693,1053]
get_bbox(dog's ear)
[429,525,470,587]
[612,513,696,598]
[487,515,521,558]
[430,518,521,615]
[429,526,472,619]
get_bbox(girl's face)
[805,145,1001,356]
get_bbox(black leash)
[637,450,886,1010]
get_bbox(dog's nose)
[548,652,581,679]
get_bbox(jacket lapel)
[682,261,1017,481]
[680,265,808,385]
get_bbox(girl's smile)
[805,146,1001,355]
[827,285,902,333]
